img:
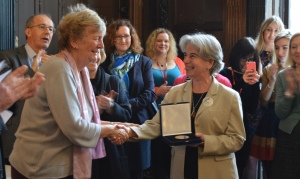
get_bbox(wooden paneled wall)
[12,0,83,54]
[246,0,266,38]
[223,0,247,65]
[1,0,277,63]
[137,0,247,66]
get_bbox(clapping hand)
[269,64,279,82]
[32,50,51,72]
[22,72,45,99]
[96,95,114,114]
[0,65,45,111]
[284,68,300,95]
[96,90,118,114]
[41,52,51,64]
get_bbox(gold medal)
[175,135,189,140]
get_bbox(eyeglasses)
[241,56,254,62]
[115,35,131,41]
[29,24,56,33]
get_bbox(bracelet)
[266,84,274,92]
[284,91,295,99]
[267,84,273,89]
[110,121,114,125]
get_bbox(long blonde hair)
[255,16,285,55]
[285,33,300,68]
[272,30,292,67]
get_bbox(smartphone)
[246,61,256,72]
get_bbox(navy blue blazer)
[0,45,35,160]
[0,116,7,179]
[101,54,156,171]
[90,66,131,179]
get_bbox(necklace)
[157,61,168,82]
[191,93,205,118]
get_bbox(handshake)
[105,122,139,145]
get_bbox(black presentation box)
[159,102,202,146]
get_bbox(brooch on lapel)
[203,97,213,107]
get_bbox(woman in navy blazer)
[101,19,156,179]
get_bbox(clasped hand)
[107,125,129,145]
[108,123,139,145]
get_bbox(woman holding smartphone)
[219,37,261,178]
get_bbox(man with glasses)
[0,14,54,168]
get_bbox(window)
[289,0,300,32]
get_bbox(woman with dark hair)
[101,19,156,179]
[88,49,132,179]
[219,37,261,178]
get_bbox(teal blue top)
[152,65,181,104]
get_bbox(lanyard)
[157,61,168,83]
[231,69,243,94]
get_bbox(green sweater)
[275,69,300,134]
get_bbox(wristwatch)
[284,91,294,99]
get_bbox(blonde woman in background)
[255,15,285,75]
[243,16,285,178]
[272,32,300,179]
[250,30,292,179]
[145,28,186,179]
[145,28,186,104]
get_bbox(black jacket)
[90,66,131,179]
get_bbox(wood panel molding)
[223,0,246,65]
[159,0,168,27]
[130,0,143,39]
[247,0,266,38]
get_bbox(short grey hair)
[179,32,224,74]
